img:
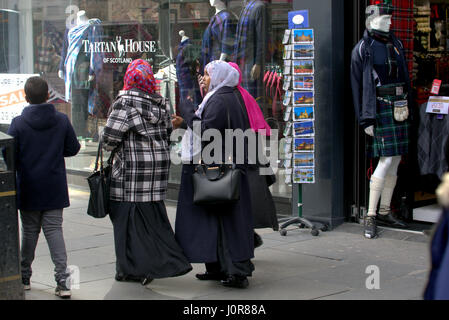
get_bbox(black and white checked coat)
[102,89,172,202]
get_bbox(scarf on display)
[64,19,102,102]
[263,69,283,117]
[229,62,271,136]
[123,59,156,94]
[370,30,399,79]
[181,60,240,161]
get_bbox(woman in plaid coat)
[102,59,192,284]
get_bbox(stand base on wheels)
[279,217,328,237]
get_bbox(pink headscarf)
[228,62,271,136]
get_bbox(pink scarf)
[229,62,271,136]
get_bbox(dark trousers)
[20,209,69,283]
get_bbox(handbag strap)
[94,142,104,172]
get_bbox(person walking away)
[7,77,81,298]
[102,59,192,285]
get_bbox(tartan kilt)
[366,95,409,158]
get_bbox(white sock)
[379,175,398,216]
[367,176,385,217]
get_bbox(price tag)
[426,96,449,115]
[431,79,442,95]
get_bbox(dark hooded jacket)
[7,104,80,211]
[350,30,411,129]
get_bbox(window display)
[0,0,293,200]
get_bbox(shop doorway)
[346,0,448,232]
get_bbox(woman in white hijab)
[175,60,256,289]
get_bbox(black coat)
[175,87,254,263]
[7,104,80,211]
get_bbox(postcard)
[293,60,314,75]
[293,106,314,121]
[283,29,292,44]
[293,91,314,106]
[293,76,314,90]
[283,91,292,106]
[294,137,314,152]
[283,122,292,137]
[292,29,314,44]
[293,121,314,137]
[293,153,315,168]
[293,44,314,59]
[283,76,292,91]
[283,106,292,122]
[293,168,315,184]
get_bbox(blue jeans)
[20,209,69,283]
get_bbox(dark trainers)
[364,216,377,239]
[22,278,31,291]
[55,280,71,298]
[376,213,409,229]
[221,275,249,289]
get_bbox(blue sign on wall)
[288,10,309,29]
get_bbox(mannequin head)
[77,10,88,25]
[210,0,226,6]
[365,1,393,33]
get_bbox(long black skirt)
[109,201,192,279]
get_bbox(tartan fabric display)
[35,23,64,73]
[234,0,268,98]
[201,10,237,68]
[102,90,172,202]
[367,93,409,158]
[370,0,414,81]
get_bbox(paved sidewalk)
[23,188,432,300]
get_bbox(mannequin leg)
[367,157,394,217]
[379,156,401,215]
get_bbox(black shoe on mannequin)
[364,216,377,239]
[376,212,409,229]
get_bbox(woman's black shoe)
[115,273,143,283]
[254,232,263,249]
[221,275,249,289]
[195,272,226,281]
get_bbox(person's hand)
[364,125,374,137]
[437,173,449,208]
[251,64,261,80]
[198,74,208,94]
[171,115,184,130]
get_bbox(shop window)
[0,0,292,199]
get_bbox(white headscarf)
[181,60,240,161]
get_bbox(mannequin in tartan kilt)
[351,0,410,239]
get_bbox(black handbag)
[87,142,114,218]
[192,93,242,205]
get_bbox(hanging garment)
[201,10,237,68]
[417,102,449,179]
[35,22,64,73]
[234,0,268,98]
[61,19,104,114]
[176,39,202,105]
